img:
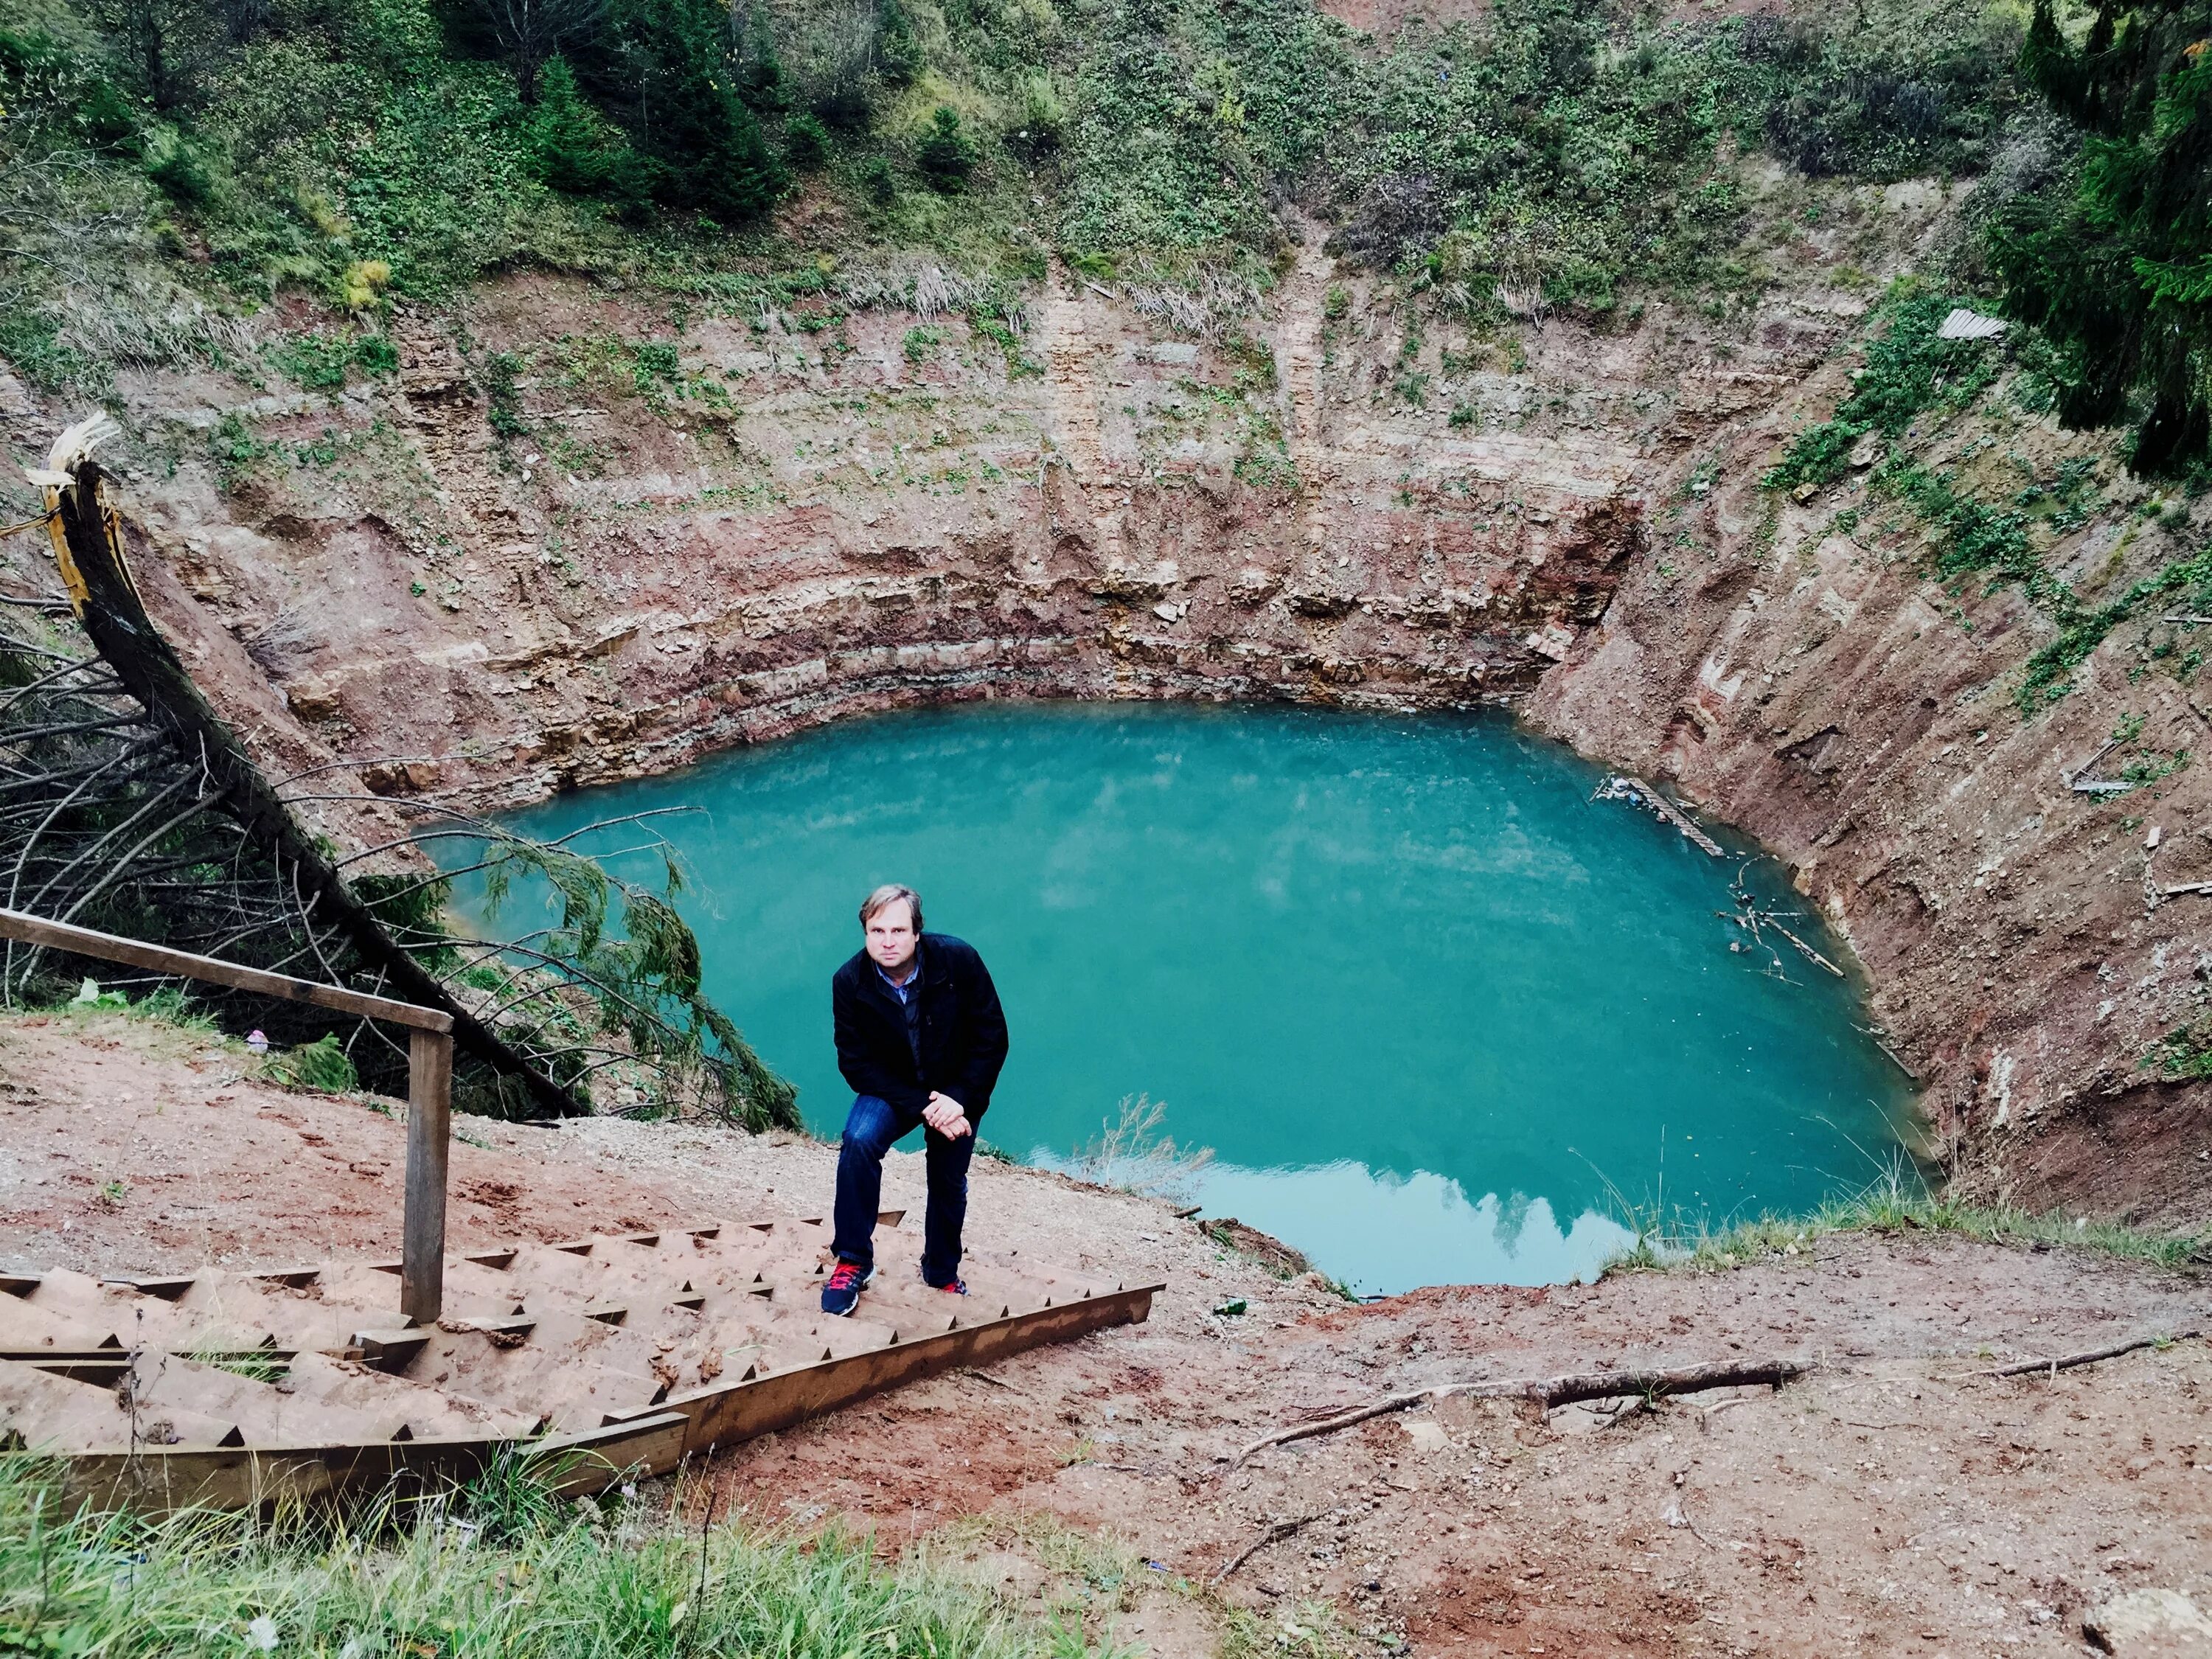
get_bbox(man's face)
[865,900,919,975]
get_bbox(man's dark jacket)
[832,933,1009,1124]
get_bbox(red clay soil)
[6,1012,2210,1658]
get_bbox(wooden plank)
[647,1282,1161,1455]
[54,1409,690,1514]
[400,1029,453,1326]
[0,905,454,1032]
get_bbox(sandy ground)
[5,1009,2211,1658]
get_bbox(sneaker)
[922,1270,967,1295]
[821,1259,873,1316]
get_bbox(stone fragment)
[1526,624,1574,662]
[2084,1589,2212,1654]
[284,675,343,721]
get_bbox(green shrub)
[0,29,141,153]
[484,349,527,435]
[142,126,215,205]
[785,109,830,168]
[1747,8,2017,181]
[1989,1,2212,473]
[266,330,401,389]
[270,1033,360,1093]
[859,152,897,204]
[916,104,978,194]
[526,55,644,199]
[876,0,923,87]
[1006,70,1065,159]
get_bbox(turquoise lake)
[490,701,1921,1294]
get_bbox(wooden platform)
[1,1213,1160,1509]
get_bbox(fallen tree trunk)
[43,439,577,1116]
[1233,1356,1810,1464]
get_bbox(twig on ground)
[961,1368,1029,1397]
[1966,1329,2202,1380]
[1230,1357,1811,1464]
[1212,1512,1328,1583]
[1663,1496,1719,1550]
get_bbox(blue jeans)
[831,1094,974,1285]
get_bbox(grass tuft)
[1599,1162,2208,1278]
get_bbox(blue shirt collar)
[874,944,922,1000]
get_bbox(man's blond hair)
[859,883,923,933]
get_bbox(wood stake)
[401,1029,453,1325]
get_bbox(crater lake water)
[485,702,1921,1294]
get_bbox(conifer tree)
[1995,0,2212,472]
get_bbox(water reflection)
[1064,1156,1636,1293]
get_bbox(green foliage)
[1750,6,2018,180]
[588,0,789,223]
[2146,1014,2212,1080]
[14,0,2033,392]
[876,0,925,88]
[1764,288,2002,490]
[903,322,945,359]
[140,125,215,205]
[268,1033,361,1093]
[2019,541,2212,705]
[785,109,831,168]
[0,1458,1085,1658]
[0,28,140,154]
[1056,0,2006,301]
[525,56,656,214]
[470,832,799,1129]
[1990,0,2212,473]
[1007,69,1067,159]
[265,330,402,390]
[484,349,529,435]
[917,105,979,194]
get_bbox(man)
[822,883,1009,1315]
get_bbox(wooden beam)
[0,905,452,1033]
[400,1029,453,1325]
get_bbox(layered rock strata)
[12,180,2202,1227]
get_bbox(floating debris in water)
[1590,774,1723,857]
[1716,865,1845,983]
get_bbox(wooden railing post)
[401,1028,453,1326]
[0,907,459,1329]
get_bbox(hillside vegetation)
[7,0,2025,369]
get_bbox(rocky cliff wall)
[10,174,2205,1228]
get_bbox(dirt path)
[6,1012,2208,1657]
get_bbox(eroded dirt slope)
[6,1018,2209,1656]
